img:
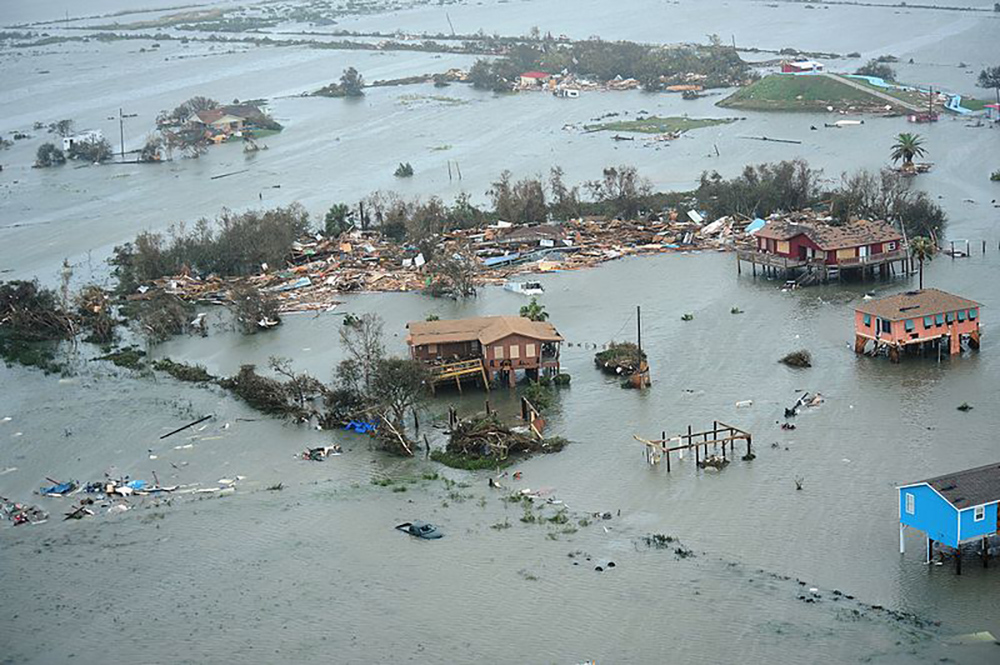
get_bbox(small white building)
[62,130,104,152]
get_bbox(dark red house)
[738,216,908,282]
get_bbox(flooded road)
[2,1,1000,662]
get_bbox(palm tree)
[910,236,936,289]
[890,133,927,170]
[519,297,548,322]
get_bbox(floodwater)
[2,1,1000,663]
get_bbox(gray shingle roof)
[915,462,1000,509]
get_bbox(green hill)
[719,74,897,112]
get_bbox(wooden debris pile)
[594,341,646,376]
[447,413,565,461]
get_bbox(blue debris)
[40,481,76,496]
[344,420,378,434]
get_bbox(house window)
[969,309,977,320]
[957,310,966,323]
[935,314,944,326]
[509,345,520,359]
[428,344,437,355]
[945,312,954,324]
[525,343,536,357]
[494,345,504,360]
[905,320,914,332]
[881,319,893,334]
[863,314,871,326]
[923,316,933,329]
[974,505,985,522]
[886,241,896,251]
[905,493,915,515]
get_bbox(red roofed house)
[781,60,824,73]
[407,315,562,389]
[853,288,981,362]
[519,71,550,87]
[737,216,907,283]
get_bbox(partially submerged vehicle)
[395,520,443,539]
[503,280,544,296]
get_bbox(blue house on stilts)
[898,462,1000,574]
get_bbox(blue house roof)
[903,462,1000,510]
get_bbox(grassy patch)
[96,345,147,370]
[585,116,736,134]
[152,358,215,382]
[0,332,63,374]
[399,94,468,106]
[960,98,989,112]
[719,74,884,111]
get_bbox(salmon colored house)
[738,216,908,282]
[406,316,562,389]
[853,288,981,362]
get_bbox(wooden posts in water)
[634,421,753,474]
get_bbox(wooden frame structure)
[429,358,490,394]
[634,421,753,473]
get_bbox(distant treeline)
[468,37,751,92]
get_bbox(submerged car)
[395,520,443,539]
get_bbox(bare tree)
[337,313,385,396]
[427,249,478,299]
[586,165,652,220]
[269,356,326,412]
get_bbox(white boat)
[503,280,545,296]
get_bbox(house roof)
[756,217,901,250]
[407,316,562,347]
[194,109,225,124]
[194,109,245,125]
[906,462,1000,509]
[854,288,981,321]
[520,71,549,79]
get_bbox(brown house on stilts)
[406,316,563,391]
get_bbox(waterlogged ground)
[2,1,1000,663]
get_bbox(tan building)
[406,316,562,388]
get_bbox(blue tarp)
[345,420,378,434]
[41,482,75,495]
[126,480,147,490]
[746,218,766,234]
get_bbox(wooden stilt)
[956,545,962,575]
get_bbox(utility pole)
[107,108,135,161]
